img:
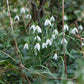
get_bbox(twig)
[74,21,82,49]
[62,0,67,76]
[1,50,16,62]
[6,0,22,63]
[6,0,29,83]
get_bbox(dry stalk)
[6,0,31,83]
[62,0,67,76]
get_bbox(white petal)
[44,19,51,26]
[20,8,25,14]
[24,43,29,49]
[53,53,57,60]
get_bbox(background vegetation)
[0,0,84,84]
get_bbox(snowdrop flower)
[34,36,41,41]
[20,8,25,14]
[46,39,52,46]
[14,15,20,21]
[53,53,57,60]
[24,43,29,50]
[67,81,73,84]
[52,34,55,40]
[30,25,36,33]
[70,27,78,34]
[42,43,47,49]
[34,43,40,51]
[30,25,35,30]
[78,25,83,31]
[50,16,55,22]
[64,15,68,21]
[26,14,32,19]
[53,29,58,35]
[61,38,68,44]
[82,43,84,46]
[44,19,51,26]
[64,24,69,31]
[36,26,42,33]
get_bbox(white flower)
[34,36,41,41]
[14,15,20,21]
[46,39,52,46]
[64,24,69,31]
[53,29,58,35]
[70,27,78,34]
[61,38,68,44]
[26,14,32,19]
[53,53,57,60]
[30,25,35,30]
[67,81,73,84]
[50,16,55,22]
[52,34,55,40]
[82,43,84,46]
[20,8,25,14]
[64,15,68,21]
[78,25,83,31]
[24,43,29,49]
[42,43,47,49]
[44,19,51,26]
[30,25,36,33]
[36,26,42,33]
[34,43,40,51]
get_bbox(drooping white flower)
[50,16,55,22]
[26,14,32,19]
[82,43,84,46]
[34,43,40,51]
[78,25,83,31]
[44,19,51,26]
[61,38,68,44]
[67,81,73,84]
[42,43,47,49]
[64,15,68,21]
[64,24,69,31]
[34,36,41,41]
[53,53,57,60]
[52,34,55,40]
[20,8,25,14]
[24,43,29,50]
[14,15,20,21]
[36,26,42,33]
[53,29,59,35]
[30,25,35,30]
[30,25,36,33]
[46,39,52,46]
[70,27,78,34]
